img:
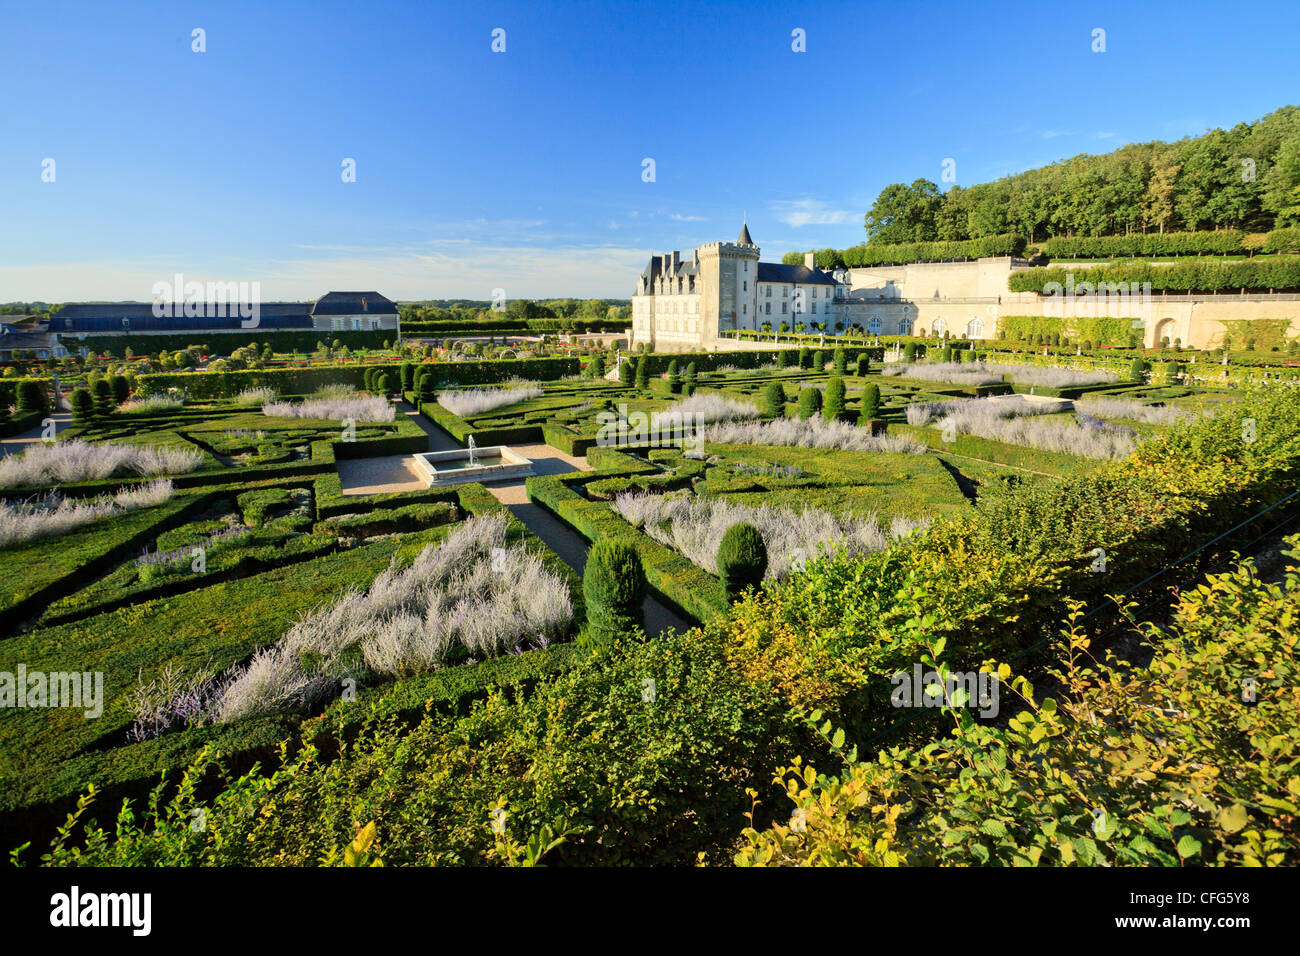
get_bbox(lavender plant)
[700,416,926,454]
[0,480,174,548]
[613,492,928,581]
[437,385,543,417]
[0,440,202,488]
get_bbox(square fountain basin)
[412,446,534,486]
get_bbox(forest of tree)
[862,106,1300,244]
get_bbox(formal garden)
[0,340,1296,867]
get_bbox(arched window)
[867,316,882,335]
[932,317,946,336]
[966,317,983,339]
[898,319,912,335]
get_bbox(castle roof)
[738,222,754,246]
[757,262,837,285]
[310,291,398,316]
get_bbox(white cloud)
[670,212,706,222]
[770,199,852,228]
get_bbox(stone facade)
[632,228,1300,351]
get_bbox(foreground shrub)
[614,492,928,581]
[583,539,646,643]
[736,541,1300,866]
[717,523,767,600]
[0,480,173,548]
[36,627,787,866]
[0,439,204,488]
[436,384,543,418]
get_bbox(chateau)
[631,224,1300,352]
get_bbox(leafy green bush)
[737,541,1300,866]
[583,539,646,642]
[798,348,812,370]
[717,523,767,601]
[833,348,847,374]
[634,357,649,389]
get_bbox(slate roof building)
[631,223,847,350]
[46,292,400,337]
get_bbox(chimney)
[670,250,680,271]
[804,252,816,270]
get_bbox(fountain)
[411,436,534,487]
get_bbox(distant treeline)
[400,298,631,327]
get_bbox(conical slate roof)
[737,222,754,246]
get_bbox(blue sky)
[1,0,1297,302]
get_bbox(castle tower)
[697,222,760,347]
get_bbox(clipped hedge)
[72,329,390,357]
[799,234,1026,270]
[137,357,580,400]
[1008,256,1300,294]
[1042,230,1248,259]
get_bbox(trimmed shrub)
[92,378,115,418]
[778,349,795,368]
[1129,358,1150,382]
[813,350,826,370]
[70,388,94,424]
[716,523,767,601]
[823,377,846,422]
[619,358,635,385]
[859,383,881,422]
[762,382,787,419]
[798,347,812,370]
[796,387,823,420]
[833,347,847,374]
[583,539,646,642]
[684,362,697,384]
[16,381,47,416]
[903,343,917,362]
[400,362,415,391]
[635,356,649,389]
[108,375,129,404]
